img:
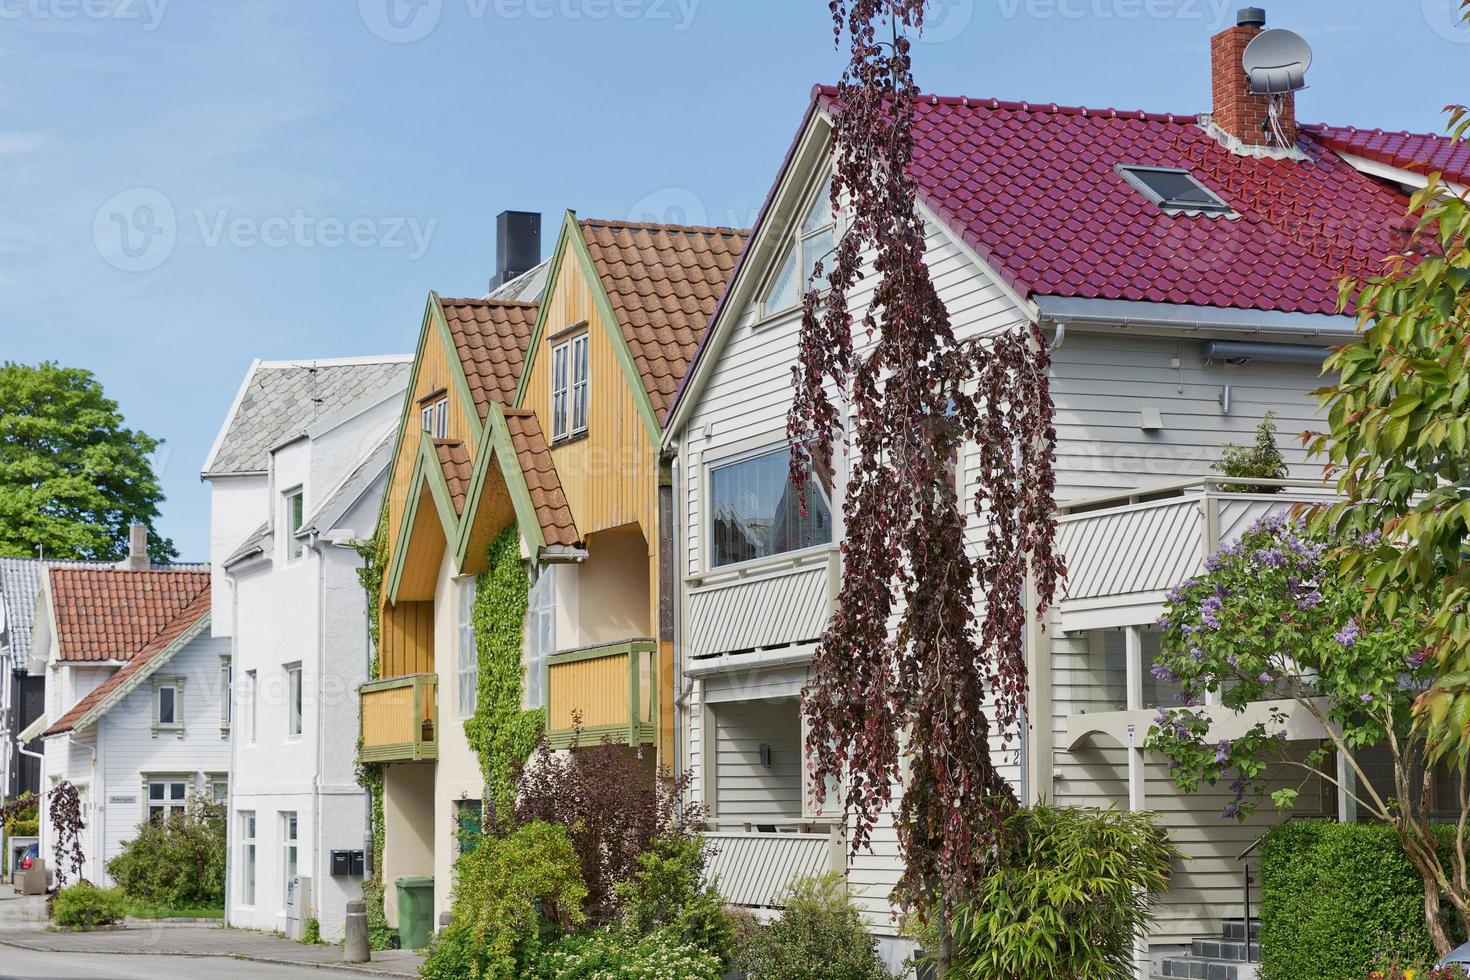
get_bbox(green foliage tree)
[1213,412,1289,492]
[0,361,175,561]
[1144,515,1468,953]
[614,831,736,965]
[734,874,895,980]
[106,796,226,909]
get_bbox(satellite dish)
[1242,29,1313,95]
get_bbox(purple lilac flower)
[1274,729,1288,742]
[1362,530,1382,546]
[1222,802,1242,820]
[1151,662,1174,682]
[1407,648,1430,670]
[1215,740,1232,763]
[1157,614,1172,629]
[1258,673,1272,685]
[1334,619,1360,648]
[1297,590,1322,611]
[1190,647,1206,664]
[1359,693,1374,705]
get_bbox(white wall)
[210,475,268,636]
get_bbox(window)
[244,669,257,745]
[208,774,229,804]
[286,663,303,739]
[1116,165,1232,214]
[147,778,188,823]
[710,446,833,568]
[457,579,477,720]
[281,811,299,906]
[525,565,555,709]
[1092,627,1180,711]
[220,657,232,732]
[761,176,836,317]
[551,333,590,442]
[421,396,448,439]
[455,799,483,857]
[153,678,183,734]
[241,812,257,906]
[285,488,304,561]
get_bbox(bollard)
[343,900,370,963]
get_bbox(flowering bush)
[527,928,723,980]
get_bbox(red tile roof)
[578,220,748,423]
[1305,124,1470,186]
[45,590,211,736]
[813,87,1418,316]
[48,568,211,663]
[503,409,580,549]
[440,299,537,421]
[434,439,471,515]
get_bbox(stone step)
[1156,955,1256,980]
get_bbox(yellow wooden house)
[361,213,747,927]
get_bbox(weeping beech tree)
[788,0,1063,965]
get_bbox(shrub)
[1212,411,1288,492]
[515,731,698,923]
[301,916,321,944]
[935,804,1172,980]
[616,831,735,964]
[105,796,225,908]
[1261,821,1464,980]
[528,928,723,980]
[420,820,586,980]
[735,874,893,980]
[52,882,127,930]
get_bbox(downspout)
[668,450,684,807]
[313,530,328,929]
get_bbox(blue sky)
[1,0,1465,560]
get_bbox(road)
[0,948,350,979]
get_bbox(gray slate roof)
[0,558,109,667]
[204,358,410,476]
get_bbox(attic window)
[1116,165,1232,214]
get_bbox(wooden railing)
[545,639,656,750]
[701,819,846,910]
[359,673,438,763]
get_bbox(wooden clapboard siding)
[712,700,802,819]
[547,652,631,730]
[379,600,434,678]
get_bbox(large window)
[147,778,188,823]
[457,579,478,719]
[240,812,257,906]
[525,565,555,709]
[761,176,835,318]
[551,332,589,442]
[1091,627,1180,711]
[710,446,832,568]
[281,811,299,906]
[286,663,303,739]
[285,488,304,561]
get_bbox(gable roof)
[439,300,538,422]
[434,439,472,515]
[44,590,211,737]
[577,219,749,424]
[204,356,411,476]
[0,558,110,666]
[1306,124,1470,186]
[47,568,211,662]
[503,410,579,548]
[811,88,1413,318]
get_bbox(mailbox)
[331,849,366,877]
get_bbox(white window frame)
[285,663,303,740]
[759,173,836,321]
[220,656,232,734]
[704,441,835,572]
[145,776,189,823]
[152,676,184,736]
[284,487,304,562]
[550,331,589,443]
[421,396,448,439]
[281,811,299,906]
[525,565,555,709]
[244,669,257,746]
[457,578,478,720]
[207,773,229,804]
[240,811,257,907]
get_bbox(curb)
[0,937,419,977]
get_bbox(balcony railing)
[359,673,438,763]
[1054,477,1337,630]
[545,639,657,750]
[684,546,838,663]
[701,819,846,910]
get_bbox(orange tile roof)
[48,568,211,663]
[577,220,748,424]
[439,299,538,421]
[434,439,471,515]
[503,409,580,549]
[45,589,211,736]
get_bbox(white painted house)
[204,355,409,940]
[24,531,225,887]
[663,10,1465,977]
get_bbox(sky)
[1,0,1465,560]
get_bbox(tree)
[1143,515,1468,954]
[0,362,176,562]
[788,2,1062,968]
[1212,411,1288,493]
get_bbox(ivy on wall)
[353,511,394,949]
[464,526,544,818]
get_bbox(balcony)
[702,820,845,911]
[545,639,657,750]
[359,673,438,763]
[1054,477,1338,632]
[684,546,838,665]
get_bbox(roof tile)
[439,300,538,421]
[48,568,210,663]
[502,410,580,549]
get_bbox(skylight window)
[1116,165,1232,214]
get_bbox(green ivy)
[465,526,544,817]
[353,511,394,949]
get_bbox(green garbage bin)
[395,876,435,950]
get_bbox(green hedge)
[1260,821,1462,979]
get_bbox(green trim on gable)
[429,294,485,444]
[514,211,662,445]
[451,401,547,570]
[385,429,464,605]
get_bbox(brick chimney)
[1211,7,1297,149]
[121,523,149,571]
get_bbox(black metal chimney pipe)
[490,210,541,290]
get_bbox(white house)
[24,529,226,887]
[204,354,410,940]
[663,9,1464,977]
